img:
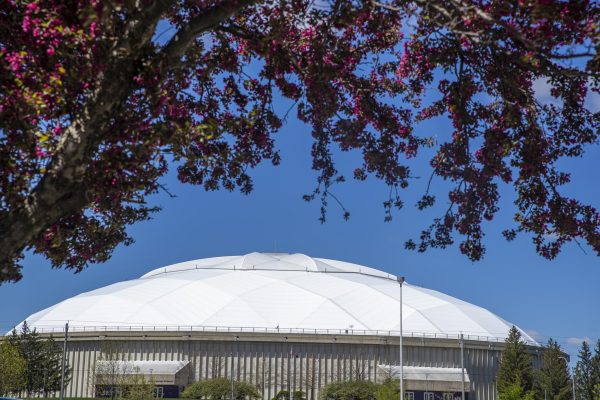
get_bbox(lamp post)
[558,356,575,400]
[232,335,239,400]
[60,322,69,400]
[460,333,465,400]
[397,276,405,400]
[284,336,293,400]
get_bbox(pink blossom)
[6,53,22,72]
[90,21,98,38]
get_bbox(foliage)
[273,390,307,400]
[8,321,70,396]
[498,381,536,400]
[537,339,572,400]
[119,369,156,400]
[592,341,600,393]
[94,341,153,400]
[497,326,534,398]
[0,339,26,395]
[319,380,378,400]
[575,341,600,400]
[181,378,261,400]
[0,0,598,282]
[373,379,398,400]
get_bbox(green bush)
[0,340,26,395]
[120,372,155,400]
[373,380,399,400]
[272,390,306,400]
[182,378,261,400]
[319,380,378,400]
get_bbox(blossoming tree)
[0,0,598,282]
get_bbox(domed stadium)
[16,252,540,400]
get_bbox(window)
[153,387,164,398]
[424,392,435,400]
[443,393,454,400]
[404,392,415,400]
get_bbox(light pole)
[397,276,405,400]
[232,335,239,400]
[558,356,575,400]
[60,322,69,400]
[284,336,293,400]
[460,333,465,400]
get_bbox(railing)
[142,265,399,281]
[16,324,538,346]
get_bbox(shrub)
[182,378,261,400]
[319,380,378,400]
[273,390,306,400]
[374,380,399,400]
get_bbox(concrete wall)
[54,331,541,400]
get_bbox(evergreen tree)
[10,322,71,396]
[13,322,47,395]
[497,326,535,400]
[538,339,572,400]
[500,382,536,400]
[575,342,596,400]
[39,335,70,395]
[591,341,600,392]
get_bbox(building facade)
[54,330,541,400]
[16,253,540,400]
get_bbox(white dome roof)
[20,252,535,344]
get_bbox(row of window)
[404,392,459,400]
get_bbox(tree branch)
[0,0,258,282]
[159,0,259,70]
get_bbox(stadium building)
[16,252,540,400]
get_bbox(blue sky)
[0,32,598,366]
[2,104,599,365]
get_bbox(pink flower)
[6,53,22,72]
[22,16,32,32]
[237,40,248,56]
[301,26,316,39]
[90,21,98,38]
[47,46,55,56]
